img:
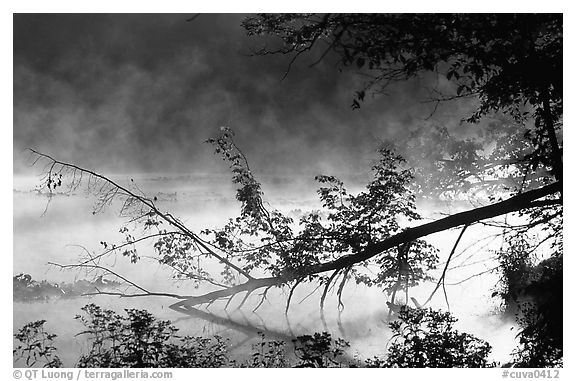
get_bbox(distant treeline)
[13,188,73,197]
[13,273,121,302]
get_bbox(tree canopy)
[244,13,562,187]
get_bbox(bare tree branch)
[423,224,470,308]
[30,149,254,281]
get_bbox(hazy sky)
[14,14,468,177]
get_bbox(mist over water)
[13,173,519,366]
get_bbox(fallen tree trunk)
[171,181,562,310]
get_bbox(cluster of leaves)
[46,173,63,191]
[153,233,216,286]
[368,306,493,368]
[248,331,350,368]
[117,227,139,264]
[513,290,563,368]
[495,235,538,313]
[15,304,501,368]
[248,332,289,367]
[206,127,270,222]
[73,304,230,367]
[292,332,350,367]
[202,129,438,291]
[495,234,562,367]
[13,320,62,368]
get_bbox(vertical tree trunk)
[541,91,563,185]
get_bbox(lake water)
[13,173,519,366]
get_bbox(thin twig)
[423,224,469,308]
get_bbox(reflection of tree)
[27,14,562,366]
